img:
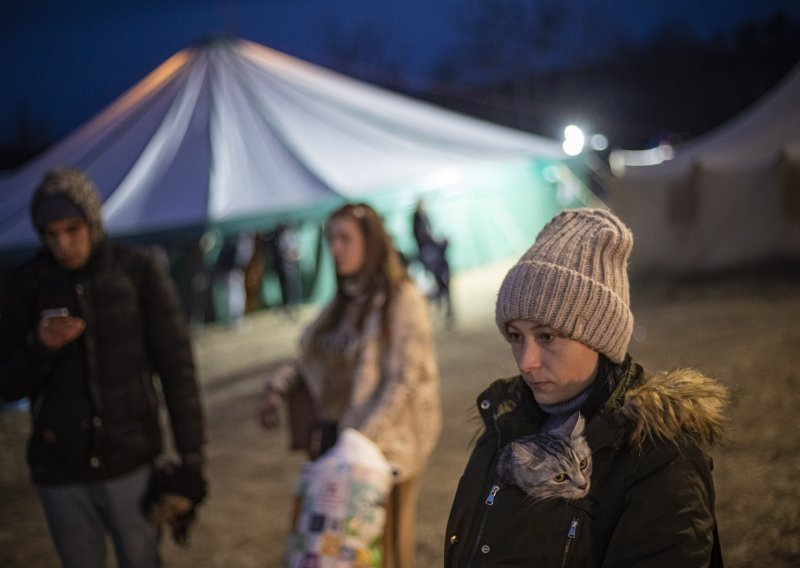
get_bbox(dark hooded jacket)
[444,356,728,567]
[0,172,205,484]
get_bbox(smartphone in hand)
[41,308,70,320]
[38,307,84,349]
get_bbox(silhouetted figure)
[264,223,302,311]
[167,239,212,327]
[244,234,265,314]
[214,232,254,326]
[412,198,453,323]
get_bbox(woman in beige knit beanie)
[445,208,729,567]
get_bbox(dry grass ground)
[1,263,798,567]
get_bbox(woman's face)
[506,319,599,405]
[328,216,366,277]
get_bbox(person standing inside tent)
[444,208,728,566]
[412,198,452,323]
[213,231,254,326]
[0,167,208,568]
[263,223,303,311]
[257,203,442,567]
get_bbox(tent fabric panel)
[609,165,797,273]
[245,68,480,193]
[237,40,562,158]
[207,46,339,220]
[608,63,800,273]
[693,165,786,269]
[235,41,562,193]
[101,52,213,234]
[0,51,194,249]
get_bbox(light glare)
[590,134,608,151]
[562,124,585,156]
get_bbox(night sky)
[2,0,800,143]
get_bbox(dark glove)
[141,461,208,546]
[171,464,208,506]
[167,464,208,545]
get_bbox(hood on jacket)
[30,166,106,247]
[622,368,730,448]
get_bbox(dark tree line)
[420,11,800,149]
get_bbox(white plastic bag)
[286,428,393,568]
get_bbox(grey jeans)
[36,465,160,568]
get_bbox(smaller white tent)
[0,37,567,260]
[606,63,800,274]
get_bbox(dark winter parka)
[445,356,727,567]
[0,178,204,484]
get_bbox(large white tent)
[606,62,800,274]
[0,37,577,265]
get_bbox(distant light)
[609,151,626,176]
[608,143,675,176]
[564,125,583,139]
[562,125,585,156]
[590,134,608,151]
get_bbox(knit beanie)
[495,208,634,363]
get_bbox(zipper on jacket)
[560,517,580,568]
[485,484,500,505]
[466,484,501,568]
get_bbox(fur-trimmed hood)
[621,367,730,448]
[477,357,730,452]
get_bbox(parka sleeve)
[137,250,206,461]
[602,440,716,567]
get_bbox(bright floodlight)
[562,125,585,156]
[590,133,608,151]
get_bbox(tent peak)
[191,35,241,51]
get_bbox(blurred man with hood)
[0,167,207,568]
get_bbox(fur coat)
[269,280,442,482]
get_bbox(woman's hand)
[257,386,283,429]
